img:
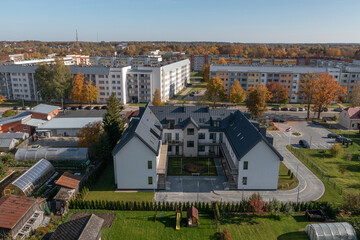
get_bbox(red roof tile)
[0,195,38,229]
[56,172,82,189]
[346,107,360,120]
[187,206,199,220]
[125,110,139,120]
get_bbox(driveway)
[155,120,326,203]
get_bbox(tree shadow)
[208,232,221,240]
[277,231,308,240]
[292,215,307,223]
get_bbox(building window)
[187,141,194,148]
[198,145,205,152]
[148,161,152,169]
[210,133,216,141]
[243,161,248,170]
[165,133,171,141]
[168,145,172,152]
[198,133,205,139]
[187,128,194,135]
[148,177,153,185]
[9,127,14,131]
[242,177,247,185]
[175,133,179,141]
[23,127,28,131]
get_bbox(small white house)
[338,107,360,130]
[0,138,18,152]
[112,104,283,190]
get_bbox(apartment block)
[210,65,343,103]
[0,59,190,104]
[89,56,163,68]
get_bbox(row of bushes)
[69,199,336,218]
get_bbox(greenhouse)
[3,159,55,196]
[305,222,357,240]
[15,148,89,163]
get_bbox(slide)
[176,212,181,230]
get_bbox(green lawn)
[101,211,217,240]
[278,162,299,190]
[85,164,154,202]
[219,213,309,240]
[167,157,218,176]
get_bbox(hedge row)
[69,199,336,218]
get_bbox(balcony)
[166,140,183,145]
[198,140,218,146]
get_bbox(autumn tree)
[246,84,271,119]
[103,93,125,149]
[71,73,84,102]
[298,73,319,119]
[0,95,6,105]
[152,88,164,106]
[348,83,360,107]
[201,64,210,82]
[205,77,226,107]
[230,80,246,104]
[249,193,265,215]
[81,80,99,104]
[78,121,103,147]
[266,82,289,104]
[313,73,347,118]
[219,58,227,64]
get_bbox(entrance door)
[176,146,179,155]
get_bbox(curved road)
[155,121,326,203]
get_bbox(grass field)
[167,157,218,176]
[85,164,154,202]
[101,211,217,240]
[278,162,299,190]
[219,213,309,240]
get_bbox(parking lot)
[271,120,336,149]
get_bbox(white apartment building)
[210,65,343,103]
[0,59,190,104]
[89,56,163,68]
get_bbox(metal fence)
[289,147,345,196]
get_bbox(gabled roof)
[30,104,59,115]
[187,206,199,220]
[55,172,82,189]
[0,195,39,230]
[0,132,29,139]
[0,138,17,148]
[49,214,104,240]
[124,110,139,120]
[112,104,162,156]
[345,107,360,120]
[0,111,31,126]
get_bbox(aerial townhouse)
[112,104,283,190]
[210,65,341,103]
[0,59,190,104]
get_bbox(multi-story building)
[0,59,190,104]
[210,65,343,102]
[89,56,163,68]
[189,55,211,71]
[112,104,283,190]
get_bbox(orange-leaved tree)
[246,84,272,119]
[298,72,319,119]
[152,88,164,106]
[230,80,246,104]
[77,121,103,147]
[313,73,347,118]
[71,73,84,103]
[0,95,6,105]
[249,193,265,215]
[81,80,98,104]
[205,77,226,108]
[266,82,289,104]
[348,82,360,107]
[219,58,227,65]
[201,64,210,82]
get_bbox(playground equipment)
[176,209,182,230]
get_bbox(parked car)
[13,106,21,110]
[22,106,30,110]
[312,120,321,125]
[327,133,338,138]
[299,140,310,148]
[281,107,289,111]
[63,106,71,110]
[321,107,328,112]
[85,106,93,110]
[273,118,286,123]
[335,136,352,144]
[286,127,292,132]
[71,106,78,110]
[333,108,343,112]
[271,106,280,111]
[101,105,108,110]
[78,106,85,110]
[94,106,101,110]
[298,107,304,111]
[290,107,298,111]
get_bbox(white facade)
[113,135,159,190]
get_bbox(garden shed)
[187,206,199,227]
[3,159,55,196]
[15,148,89,163]
[305,222,357,240]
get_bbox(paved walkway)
[155,133,325,203]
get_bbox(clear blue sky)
[1,0,360,43]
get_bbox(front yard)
[85,164,154,202]
[278,162,299,190]
[167,157,218,176]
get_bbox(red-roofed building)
[186,206,199,227]
[55,172,82,194]
[0,195,44,238]
[124,110,139,123]
[339,107,360,130]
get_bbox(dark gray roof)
[112,103,162,156]
[49,214,104,240]
[0,132,29,139]
[0,111,31,125]
[70,66,110,75]
[0,65,38,73]
[0,138,17,148]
